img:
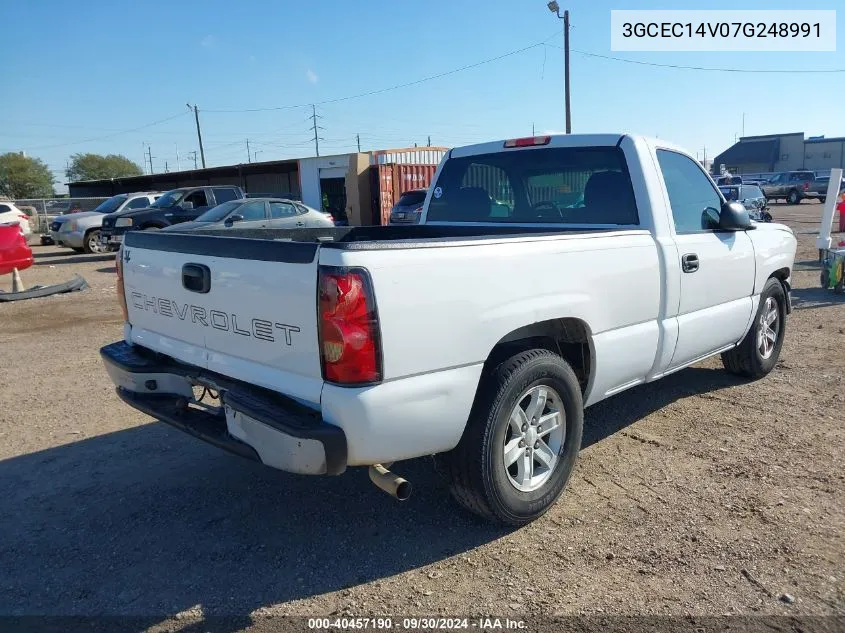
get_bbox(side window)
[0,204,10,212]
[214,188,239,204]
[269,202,297,218]
[126,197,150,209]
[184,190,208,208]
[238,201,266,221]
[656,149,722,234]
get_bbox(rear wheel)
[83,229,105,254]
[786,190,800,205]
[721,277,787,379]
[435,349,583,526]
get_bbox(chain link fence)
[11,197,109,233]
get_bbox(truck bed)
[128,224,622,260]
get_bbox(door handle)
[681,253,699,273]
[295,221,305,227]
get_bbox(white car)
[0,202,32,236]
[51,192,160,254]
[101,134,797,525]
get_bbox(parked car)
[101,133,797,526]
[719,184,772,222]
[50,192,160,254]
[388,189,428,224]
[0,202,32,237]
[162,198,334,232]
[99,185,244,248]
[0,222,33,276]
[811,175,845,204]
[761,171,818,204]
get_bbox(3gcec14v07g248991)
[100,134,797,526]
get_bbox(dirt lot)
[0,204,842,629]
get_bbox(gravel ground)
[0,203,842,630]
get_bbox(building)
[67,146,447,225]
[713,132,845,176]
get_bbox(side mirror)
[224,214,244,226]
[719,201,753,231]
[180,201,194,211]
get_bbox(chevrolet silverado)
[101,134,797,525]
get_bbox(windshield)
[92,195,128,213]
[426,146,638,225]
[150,190,186,209]
[195,200,242,222]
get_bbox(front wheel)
[83,229,105,254]
[721,277,787,379]
[435,349,583,526]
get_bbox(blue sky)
[0,0,842,192]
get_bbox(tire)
[819,197,826,204]
[721,277,787,379]
[434,349,584,526]
[83,229,105,254]
[786,190,800,205]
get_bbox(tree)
[66,153,143,182]
[0,152,54,199]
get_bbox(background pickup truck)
[99,185,244,247]
[760,171,818,204]
[101,134,797,526]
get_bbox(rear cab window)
[426,146,639,225]
[213,188,240,204]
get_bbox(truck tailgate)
[121,232,324,405]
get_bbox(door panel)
[268,201,305,228]
[669,231,755,368]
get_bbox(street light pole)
[548,2,571,134]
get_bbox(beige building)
[713,132,844,175]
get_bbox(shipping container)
[370,147,448,166]
[371,163,439,225]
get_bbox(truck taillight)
[318,267,382,385]
[115,248,128,321]
[803,182,809,191]
[504,136,551,148]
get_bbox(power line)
[204,40,551,114]
[551,45,845,73]
[23,112,189,150]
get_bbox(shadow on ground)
[791,286,845,310]
[0,366,740,626]
[34,253,115,266]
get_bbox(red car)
[0,223,33,276]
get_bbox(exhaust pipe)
[369,463,412,501]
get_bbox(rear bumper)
[100,341,347,475]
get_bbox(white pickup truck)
[101,134,797,526]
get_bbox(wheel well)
[483,318,593,394]
[770,267,792,313]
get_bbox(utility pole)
[356,134,361,152]
[547,2,571,134]
[141,142,147,174]
[188,151,198,169]
[146,145,154,174]
[742,112,746,137]
[165,161,169,173]
[246,138,251,163]
[532,122,535,136]
[702,146,707,166]
[175,143,181,171]
[427,135,431,146]
[186,103,206,168]
[309,104,323,157]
